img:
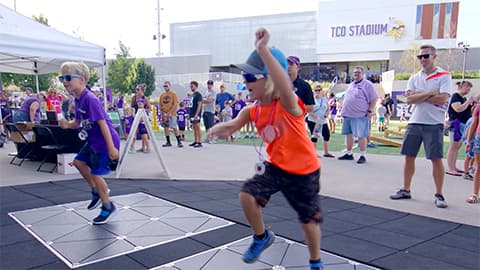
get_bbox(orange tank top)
[249,98,320,174]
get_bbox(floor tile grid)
[7,193,235,269]
[151,236,382,270]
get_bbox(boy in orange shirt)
[207,28,323,270]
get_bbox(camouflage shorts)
[241,162,322,224]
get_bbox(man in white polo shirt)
[390,44,452,208]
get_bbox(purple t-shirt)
[116,97,124,109]
[123,115,134,133]
[232,99,246,118]
[329,97,337,115]
[176,108,188,127]
[75,88,120,153]
[340,79,378,118]
[19,97,41,122]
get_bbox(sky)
[1,0,479,59]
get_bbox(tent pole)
[102,49,107,111]
[34,61,39,93]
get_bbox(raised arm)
[255,28,301,117]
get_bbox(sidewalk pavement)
[1,141,479,269]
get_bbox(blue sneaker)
[242,230,275,263]
[93,202,117,225]
[310,261,325,270]
[87,189,110,210]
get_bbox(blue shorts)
[472,135,480,155]
[75,144,111,175]
[341,117,369,138]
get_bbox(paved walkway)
[1,141,479,269]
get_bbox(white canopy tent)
[0,4,107,108]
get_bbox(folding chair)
[4,123,36,166]
[32,125,69,173]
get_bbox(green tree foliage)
[107,41,134,94]
[126,59,156,97]
[87,70,100,88]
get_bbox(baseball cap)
[231,47,287,75]
[287,56,300,66]
[207,80,214,85]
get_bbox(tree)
[397,44,420,73]
[126,59,156,97]
[87,70,100,88]
[107,41,134,94]
[32,13,49,26]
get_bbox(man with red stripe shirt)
[390,44,452,208]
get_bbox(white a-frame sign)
[115,108,170,178]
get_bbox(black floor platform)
[1,179,479,270]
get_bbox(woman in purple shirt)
[13,95,42,123]
[58,61,120,225]
[327,92,337,134]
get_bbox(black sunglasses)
[416,54,432,60]
[242,73,267,83]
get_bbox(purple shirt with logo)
[340,79,378,118]
[176,108,188,128]
[123,115,134,133]
[329,97,337,115]
[75,88,120,153]
[232,99,246,118]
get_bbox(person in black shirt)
[287,56,315,119]
[189,81,203,148]
[445,81,475,176]
[384,93,394,128]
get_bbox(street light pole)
[458,41,470,81]
[157,0,161,56]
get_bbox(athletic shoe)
[462,173,473,181]
[242,230,275,263]
[87,189,110,210]
[177,142,184,148]
[367,142,377,148]
[193,143,203,148]
[128,149,135,154]
[338,153,354,160]
[188,142,196,147]
[310,261,325,270]
[143,148,151,153]
[162,142,172,147]
[93,202,117,225]
[357,156,366,164]
[390,189,411,200]
[323,153,335,158]
[434,194,448,208]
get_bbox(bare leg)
[431,158,445,194]
[239,192,265,235]
[358,136,367,152]
[301,221,321,261]
[403,156,416,190]
[73,159,95,188]
[473,153,480,196]
[446,141,462,172]
[345,134,354,151]
[91,175,110,203]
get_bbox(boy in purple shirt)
[176,102,188,141]
[58,62,120,225]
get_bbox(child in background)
[462,117,474,180]
[214,104,221,125]
[136,98,150,153]
[176,102,188,141]
[123,107,136,154]
[221,101,234,142]
[377,102,387,132]
[465,105,480,204]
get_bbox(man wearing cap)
[287,56,315,118]
[202,80,216,140]
[159,81,183,148]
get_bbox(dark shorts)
[203,112,215,130]
[138,123,147,135]
[75,144,111,175]
[241,162,322,224]
[307,120,330,141]
[178,125,186,131]
[401,123,444,159]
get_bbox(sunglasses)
[163,85,169,88]
[242,73,267,83]
[315,89,322,92]
[416,54,432,60]
[58,74,82,82]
